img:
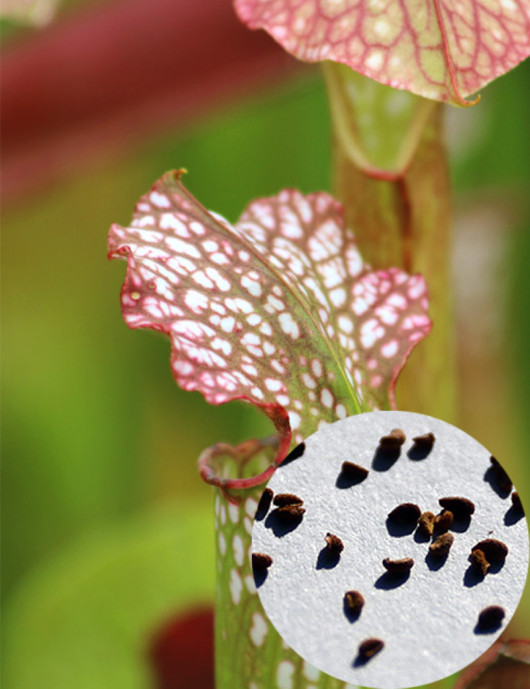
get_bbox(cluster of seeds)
[253,429,520,669]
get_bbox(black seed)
[434,510,454,533]
[477,605,505,631]
[325,532,344,554]
[490,456,512,493]
[472,539,508,562]
[387,502,421,524]
[252,552,273,572]
[273,493,304,507]
[382,557,414,574]
[277,504,305,522]
[281,442,306,466]
[344,590,365,615]
[438,496,475,517]
[418,511,435,537]
[255,488,273,520]
[340,461,369,482]
[412,432,435,451]
[470,549,490,577]
[429,533,454,557]
[358,638,384,660]
[379,428,406,451]
[512,491,524,513]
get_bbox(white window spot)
[251,387,265,400]
[260,323,273,337]
[360,318,385,348]
[202,239,218,252]
[189,221,205,235]
[277,661,295,689]
[320,389,334,408]
[335,403,347,419]
[338,315,353,333]
[279,312,300,339]
[241,274,262,297]
[232,534,244,567]
[228,501,239,524]
[220,316,236,333]
[366,49,384,70]
[211,252,230,265]
[289,411,301,430]
[211,337,232,356]
[239,250,250,261]
[150,191,170,208]
[242,363,259,377]
[330,287,346,307]
[245,498,258,518]
[166,236,201,258]
[408,276,425,299]
[277,394,290,406]
[218,532,226,556]
[185,290,208,313]
[250,613,268,647]
[206,267,231,291]
[302,373,316,389]
[247,313,262,326]
[304,661,320,681]
[381,340,399,358]
[229,568,242,605]
[311,359,323,377]
[242,332,261,346]
[160,213,189,235]
[265,379,283,392]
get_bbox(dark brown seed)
[379,428,406,451]
[438,496,475,518]
[255,488,273,519]
[429,533,454,557]
[344,590,365,615]
[273,493,304,507]
[387,502,421,524]
[470,549,490,577]
[412,432,435,451]
[512,491,523,513]
[340,461,369,482]
[418,511,436,537]
[434,510,454,533]
[277,504,305,521]
[358,638,384,660]
[325,532,344,554]
[382,557,414,574]
[490,456,512,493]
[477,605,505,630]
[472,539,508,562]
[252,553,273,572]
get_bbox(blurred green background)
[2,2,530,687]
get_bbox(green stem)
[201,439,353,689]
[323,63,457,421]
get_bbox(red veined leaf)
[234,0,530,105]
[454,639,530,689]
[108,171,431,486]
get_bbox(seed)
[429,533,454,557]
[379,428,406,451]
[358,638,384,660]
[387,503,421,524]
[382,557,414,574]
[273,493,303,507]
[344,590,365,615]
[325,532,344,554]
[438,496,475,518]
[434,510,454,533]
[281,442,306,466]
[255,488,273,519]
[470,549,490,577]
[477,605,505,630]
[340,461,369,482]
[512,491,523,513]
[252,552,273,572]
[489,456,512,493]
[277,504,305,521]
[418,511,436,537]
[412,432,435,451]
[472,539,508,562]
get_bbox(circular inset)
[252,411,528,689]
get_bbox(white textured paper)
[252,411,528,689]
